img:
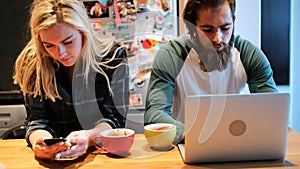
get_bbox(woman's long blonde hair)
[13,0,120,101]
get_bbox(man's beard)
[193,34,234,72]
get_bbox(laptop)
[178,92,290,164]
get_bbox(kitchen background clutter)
[82,0,178,110]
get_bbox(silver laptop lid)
[181,92,290,163]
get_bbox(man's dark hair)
[182,0,236,39]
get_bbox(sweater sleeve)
[145,37,190,144]
[23,94,56,147]
[234,35,278,93]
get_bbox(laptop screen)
[180,93,290,163]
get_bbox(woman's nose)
[57,44,66,57]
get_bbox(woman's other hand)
[61,130,91,158]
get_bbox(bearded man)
[144,0,278,144]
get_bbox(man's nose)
[212,30,222,44]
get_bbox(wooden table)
[0,129,299,169]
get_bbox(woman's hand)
[60,123,112,158]
[31,137,70,159]
[60,130,91,158]
[29,130,70,159]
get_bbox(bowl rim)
[100,128,135,138]
[144,123,176,131]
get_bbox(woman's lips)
[61,57,71,62]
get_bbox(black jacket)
[24,44,129,145]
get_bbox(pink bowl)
[95,128,135,156]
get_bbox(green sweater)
[145,33,278,144]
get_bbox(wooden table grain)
[0,129,299,169]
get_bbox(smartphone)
[44,137,66,146]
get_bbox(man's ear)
[233,15,236,22]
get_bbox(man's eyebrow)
[200,23,232,28]
[42,35,73,44]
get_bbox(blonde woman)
[13,0,129,160]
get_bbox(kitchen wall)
[235,0,260,47]
[290,0,300,133]
[0,0,32,91]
